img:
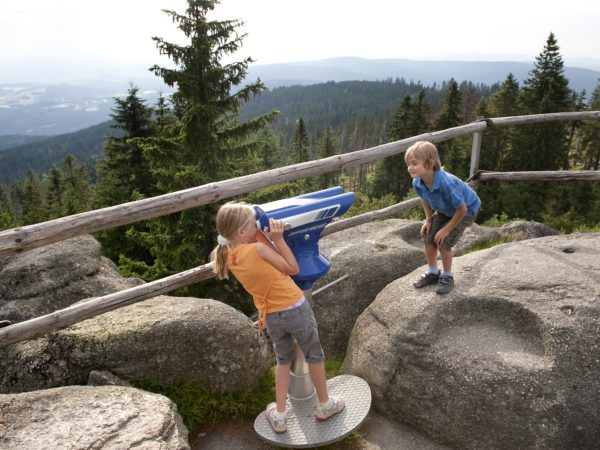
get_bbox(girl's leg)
[275,363,292,413]
[308,361,329,403]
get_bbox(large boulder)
[0,385,190,449]
[0,235,142,322]
[314,219,556,359]
[343,232,600,449]
[1,296,271,394]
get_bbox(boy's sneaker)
[436,275,454,294]
[314,395,346,420]
[265,402,287,433]
[413,272,439,288]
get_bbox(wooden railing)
[1,111,599,347]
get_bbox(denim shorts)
[265,300,325,365]
[423,212,477,250]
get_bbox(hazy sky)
[2,0,599,83]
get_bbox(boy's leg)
[439,245,453,273]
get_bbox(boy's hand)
[420,221,431,238]
[434,227,450,246]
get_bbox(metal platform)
[254,374,371,448]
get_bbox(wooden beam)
[0,122,487,257]
[475,170,600,182]
[487,111,600,128]
[0,197,425,348]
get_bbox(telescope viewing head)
[254,187,355,291]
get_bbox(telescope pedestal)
[254,290,371,448]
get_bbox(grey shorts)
[423,212,477,250]
[265,299,325,365]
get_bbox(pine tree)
[579,81,600,170]
[497,33,574,221]
[96,83,155,208]
[126,0,277,289]
[370,90,432,199]
[291,118,310,163]
[21,170,45,224]
[435,79,469,178]
[63,155,91,215]
[0,184,15,230]
[46,165,65,219]
[316,126,340,189]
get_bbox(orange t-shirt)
[228,243,304,333]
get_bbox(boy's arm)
[434,203,467,246]
[420,200,434,238]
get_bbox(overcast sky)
[2,0,599,83]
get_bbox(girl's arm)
[256,218,300,275]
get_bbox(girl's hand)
[264,218,285,241]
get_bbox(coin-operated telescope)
[254,186,355,291]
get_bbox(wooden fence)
[1,111,599,347]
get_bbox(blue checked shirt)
[413,169,481,218]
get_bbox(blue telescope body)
[254,187,355,291]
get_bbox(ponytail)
[210,244,229,280]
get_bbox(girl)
[210,202,345,433]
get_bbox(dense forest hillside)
[0,121,117,183]
[0,79,493,184]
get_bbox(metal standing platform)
[254,374,371,448]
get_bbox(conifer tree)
[291,118,310,163]
[435,79,469,178]
[21,170,45,225]
[370,90,431,199]
[46,165,65,219]
[95,84,156,263]
[0,184,15,230]
[63,155,92,215]
[497,33,573,221]
[316,126,340,189]
[96,84,155,208]
[126,0,277,287]
[579,82,600,170]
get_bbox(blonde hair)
[210,202,255,280]
[404,141,442,171]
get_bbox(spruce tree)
[370,90,431,199]
[498,33,573,221]
[63,155,92,215]
[434,79,469,178]
[46,165,65,219]
[126,0,277,292]
[21,170,45,225]
[0,184,15,230]
[291,118,310,163]
[316,126,340,189]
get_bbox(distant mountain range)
[1,57,599,137]
[247,57,600,93]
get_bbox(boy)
[405,141,480,294]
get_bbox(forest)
[1,1,599,313]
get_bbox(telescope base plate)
[254,374,371,448]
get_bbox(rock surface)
[0,385,190,449]
[1,296,271,394]
[343,232,600,449]
[315,219,556,358]
[0,235,143,322]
